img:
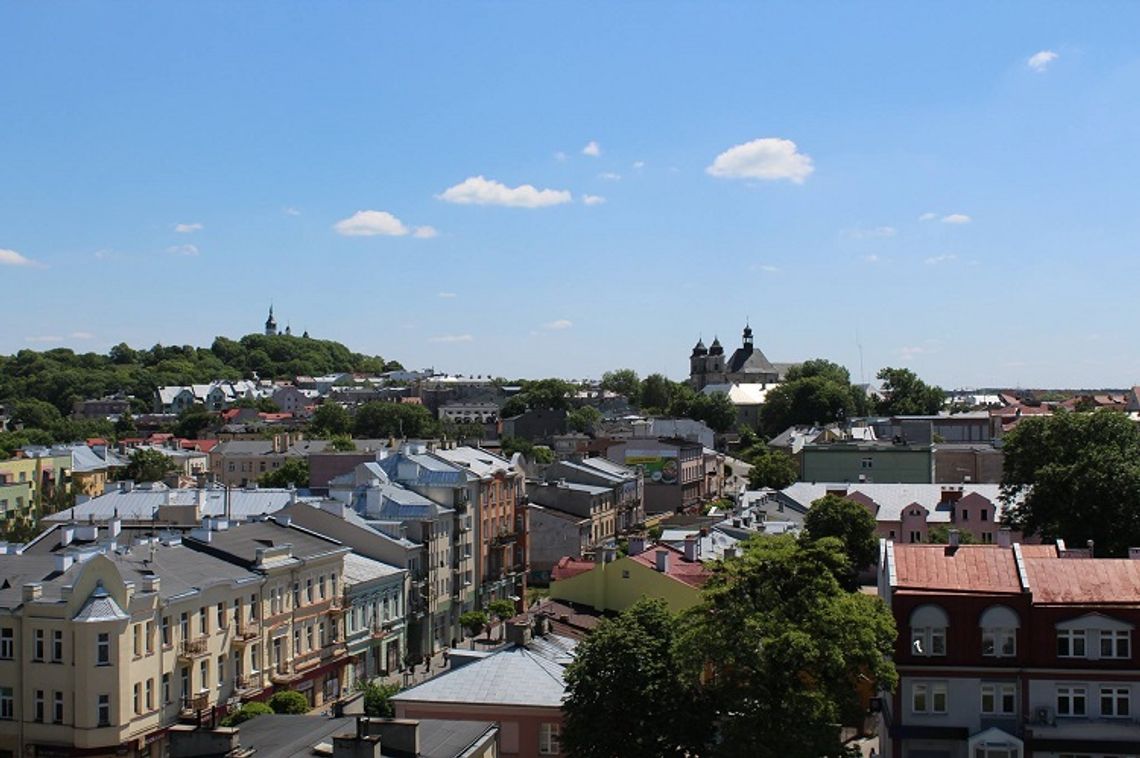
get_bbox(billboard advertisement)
[626,455,679,485]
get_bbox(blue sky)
[3,3,1139,388]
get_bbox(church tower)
[265,306,278,336]
[689,338,709,389]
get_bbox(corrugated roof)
[73,584,129,622]
[391,642,570,708]
[891,544,1022,594]
[781,482,1017,523]
[45,488,318,524]
[1024,558,1140,604]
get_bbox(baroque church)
[689,324,784,390]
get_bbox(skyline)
[4,3,1140,387]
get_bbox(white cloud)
[437,292,457,299]
[918,212,938,221]
[284,207,301,216]
[750,264,780,273]
[429,334,474,343]
[632,161,645,170]
[941,213,971,224]
[554,151,568,162]
[706,137,814,183]
[582,141,601,157]
[166,244,199,256]
[413,225,439,239]
[333,210,410,236]
[598,172,622,181]
[924,254,958,265]
[70,331,94,339]
[25,335,63,343]
[862,254,881,264]
[543,319,573,330]
[437,176,572,208]
[174,222,203,233]
[582,194,606,206]
[0,248,40,267]
[1028,50,1058,72]
[845,226,897,239]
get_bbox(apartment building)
[342,553,408,682]
[878,535,1140,757]
[545,457,644,533]
[526,479,615,574]
[435,446,529,609]
[604,437,704,514]
[0,451,71,522]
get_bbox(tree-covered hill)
[0,334,401,414]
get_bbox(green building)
[800,441,934,484]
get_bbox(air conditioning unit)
[1034,706,1054,725]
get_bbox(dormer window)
[910,605,949,656]
[979,605,1020,658]
[1057,629,1087,658]
[1101,630,1131,659]
[1056,614,1134,661]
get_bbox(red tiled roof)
[179,438,219,453]
[258,412,292,421]
[628,546,712,588]
[86,438,107,446]
[551,556,595,582]
[892,544,1022,594]
[1018,544,1059,558]
[1024,558,1140,604]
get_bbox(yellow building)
[0,451,71,520]
[549,540,711,615]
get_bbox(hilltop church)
[689,324,790,390]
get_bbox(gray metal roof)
[45,488,319,524]
[73,584,129,622]
[235,715,496,758]
[342,552,405,585]
[779,482,1020,523]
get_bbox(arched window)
[979,605,1020,657]
[909,604,949,656]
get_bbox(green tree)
[1001,410,1140,556]
[564,599,706,758]
[499,396,528,418]
[640,373,674,412]
[9,399,63,431]
[311,403,351,437]
[927,525,978,544]
[488,599,517,639]
[258,457,309,488]
[567,405,603,433]
[519,378,577,411]
[675,535,897,757]
[353,401,437,439]
[113,409,137,437]
[600,369,641,406]
[802,494,879,586]
[460,610,488,643]
[746,448,798,490]
[687,391,738,434]
[124,448,176,483]
[328,435,357,452]
[875,367,944,416]
[220,701,273,726]
[759,360,867,436]
[359,680,400,717]
[173,407,214,439]
[267,690,309,714]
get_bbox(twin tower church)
[689,324,791,390]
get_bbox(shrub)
[267,690,309,714]
[220,701,273,726]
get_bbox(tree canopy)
[758,359,869,436]
[567,405,603,433]
[600,369,642,405]
[802,494,879,586]
[1001,410,1140,557]
[875,367,944,416]
[258,458,309,489]
[124,448,177,483]
[745,447,799,490]
[310,403,352,437]
[352,401,438,439]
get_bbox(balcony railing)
[232,621,259,644]
[269,664,301,684]
[492,531,517,546]
[328,595,347,614]
[180,692,209,715]
[235,674,260,694]
[178,636,209,660]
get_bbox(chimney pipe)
[948,529,960,548]
[683,534,699,562]
[997,528,1011,548]
[655,549,669,573]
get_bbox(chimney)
[997,528,1011,548]
[142,575,161,593]
[1087,539,1095,556]
[109,518,122,539]
[60,525,75,547]
[23,583,43,602]
[505,620,531,647]
[683,534,699,562]
[1129,548,1140,561]
[54,554,73,573]
[948,529,960,548]
[332,732,382,758]
[278,513,292,528]
[321,500,347,519]
[655,549,669,573]
[628,534,647,556]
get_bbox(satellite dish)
[913,639,924,654]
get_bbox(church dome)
[708,337,724,355]
[691,339,708,356]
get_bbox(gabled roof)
[628,546,712,588]
[551,556,595,581]
[73,583,129,623]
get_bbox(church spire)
[265,304,278,336]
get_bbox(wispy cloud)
[924,254,958,265]
[1027,50,1058,72]
[0,248,42,267]
[632,160,645,170]
[861,254,881,264]
[844,226,897,239]
[174,222,203,233]
[437,292,457,299]
[429,334,474,343]
[941,213,971,224]
[543,319,573,330]
[750,264,780,273]
[284,207,301,217]
[412,226,439,239]
[25,335,63,343]
[582,194,606,206]
[437,176,572,208]
[70,331,94,339]
[554,151,568,162]
[581,140,601,157]
[598,172,622,182]
[918,212,938,221]
[166,244,199,256]
[707,137,814,183]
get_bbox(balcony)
[492,531,517,547]
[231,622,259,645]
[323,642,349,660]
[180,692,210,717]
[327,595,347,614]
[178,636,209,660]
[235,674,261,695]
[269,664,302,685]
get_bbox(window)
[217,602,225,630]
[306,578,314,603]
[97,632,110,665]
[145,621,155,654]
[146,679,154,711]
[34,690,44,722]
[539,722,561,755]
[981,509,989,521]
[249,593,258,621]
[909,531,922,543]
[97,694,110,727]
[199,607,208,635]
[180,668,190,700]
[293,629,301,656]
[319,575,327,600]
[162,616,171,646]
[961,510,969,521]
[1101,686,1130,717]
[250,643,260,673]
[306,624,314,651]
[134,624,142,656]
[1101,630,1131,659]
[133,682,141,715]
[52,630,63,662]
[200,660,209,691]
[1057,629,1087,658]
[1056,686,1087,716]
[0,687,12,720]
[293,582,301,607]
[0,628,12,659]
[163,674,171,704]
[912,627,946,656]
[912,683,948,714]
[53,691,63,723]
[860,457,873,469]
[981,683,1016,715]
[983,629,1017,657]
[33,629,45,660]
[913,684,928,712]
[217,656,225,690]
[180,611,189,638]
